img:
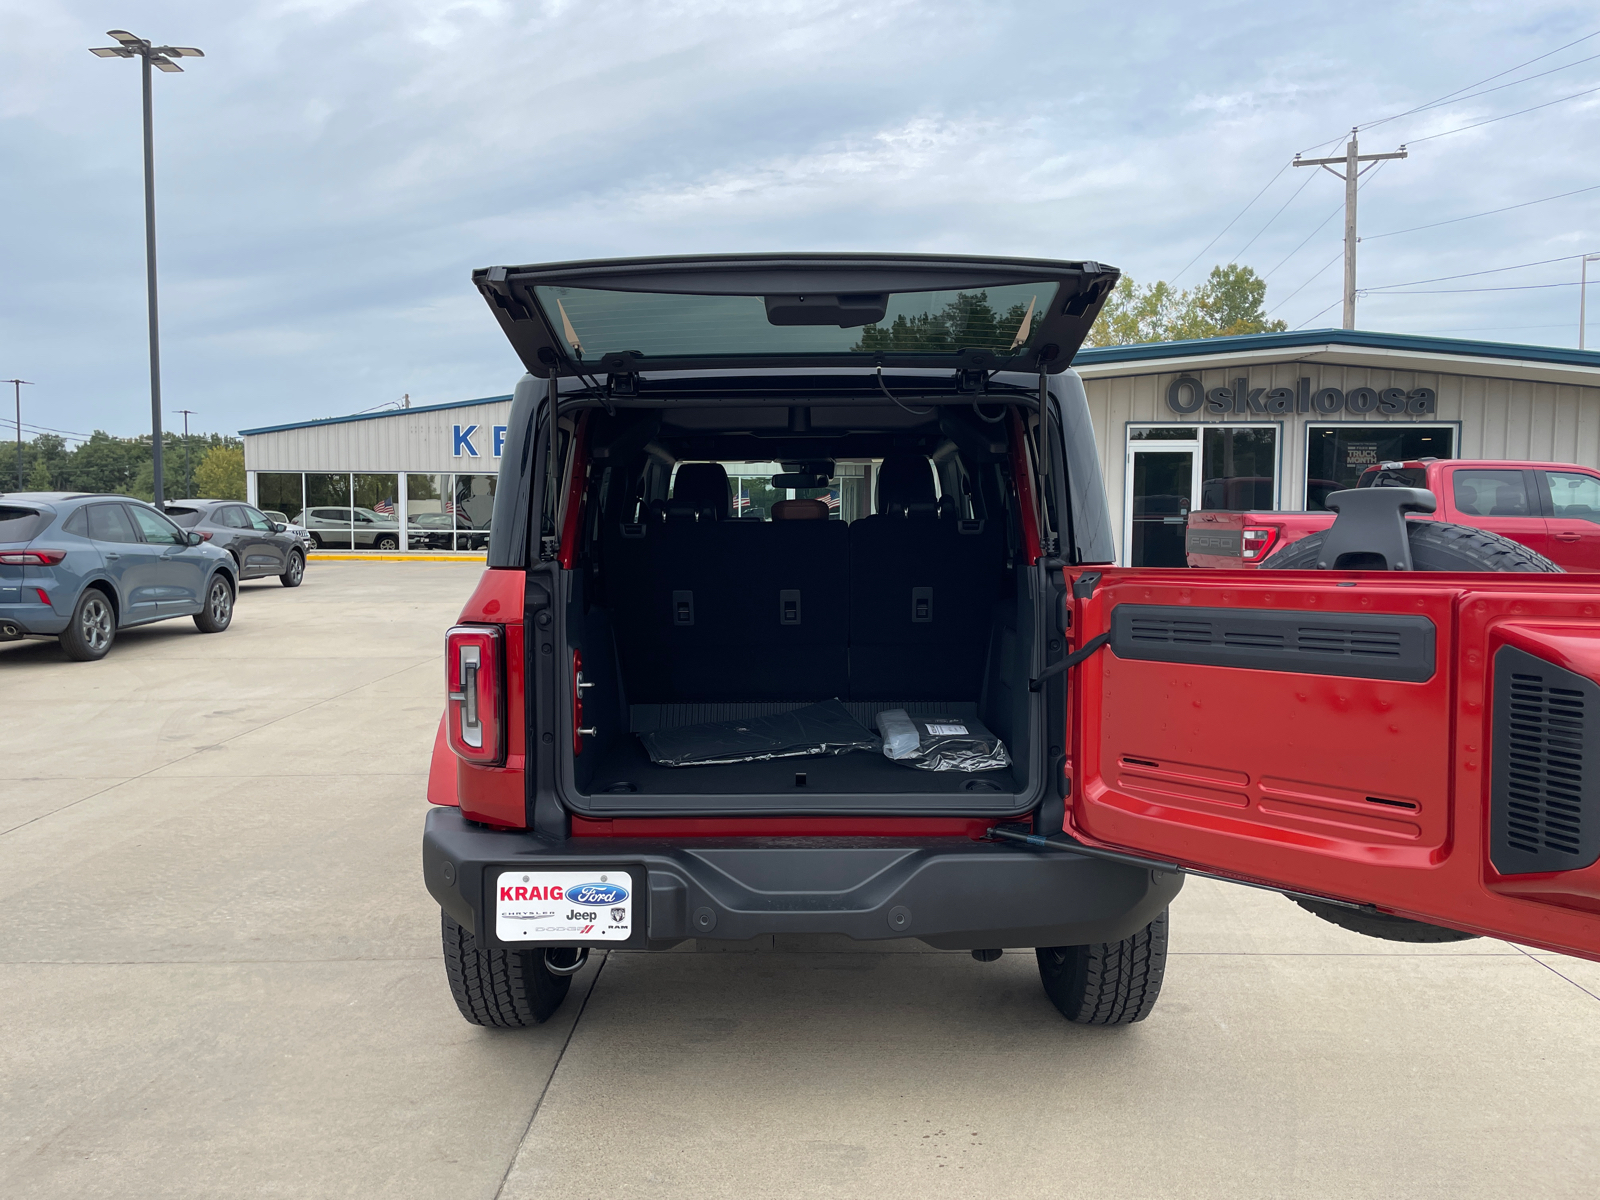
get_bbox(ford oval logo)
[567,882,628,905]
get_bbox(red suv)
[423,254,1600,1029]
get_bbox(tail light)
[446,625,503,765]
[1241,527,1279,561]
[196,530,214,541]
[0,548,67,565]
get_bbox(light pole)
[1582,253,1600,351]
[90,31,203,509]
[176,408,195,498]
[5,379,33,490]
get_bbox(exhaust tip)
[0,623,22,640]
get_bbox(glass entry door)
[1127,448,1196,567]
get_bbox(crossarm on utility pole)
[1293,131,1407,329]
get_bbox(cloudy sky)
[3,1,1598,442]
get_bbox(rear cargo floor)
[582,700,1019,797]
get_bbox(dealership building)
[241,328,1600,563]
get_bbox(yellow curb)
[308,553,487,563]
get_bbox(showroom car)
[0,492,238,660]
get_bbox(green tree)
[26,457,52,490]
[854,291,1036,353]
[193,444,246,501]
[1086,264,1286,347]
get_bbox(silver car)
[300,505,406,550]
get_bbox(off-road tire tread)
[1289,897,1479,942]
[1263,519,1562,573]
[1037,909,1168,1026]
[441,912,571,1027]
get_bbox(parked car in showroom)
[0,492,237,661]
[260,509,315,547]
[422,252,1599,1037]
[165,499,306,587]
[409,511,490,550]
[300,505,405,550]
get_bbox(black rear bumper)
[423,807,1182,951]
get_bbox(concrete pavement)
[2,562,1596,1198]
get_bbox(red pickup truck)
[1187,458,1600,570]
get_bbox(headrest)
[876,453,939,518]
[669,462,731,521]
[772,498,828,521]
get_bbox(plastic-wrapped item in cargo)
[875,709,921,760]
[873,710,1010,772]
[641,699,879,767]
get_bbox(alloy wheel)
[209,580,232,623]
[80,594,113,652]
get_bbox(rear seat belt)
[1027,631,1110,693]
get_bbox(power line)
[1265,157,1393,280]
[1270,250,1344,314]
[1363,182,1600,240]
[1369,49,1600,124]
[1298,27,1600,153]
[1168,161,1291,284]
[1294,297,1344,329]
[1363,281,1589,295]
[1360,30,1600,132]
[1364,252,1593,292]
[1408,82,1600,144]
[1229,170,1318,263]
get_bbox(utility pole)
[1295,130,1407,330]
[176,408,195,497]
[1582,254,1600,350]
[91,32,203,510]
[4,376,33,489]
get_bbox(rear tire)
[1263,519,1562,572]
[193,574,234,633]
[441,912,573,1027]
[280,550,305,588]
[60,588,116,661]
[1036,909,1168,1026]
[376,534,399,551]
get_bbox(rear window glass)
[165,507,203,528]
[1358,467,1427,489]
[533,283,1057,364]
[0,505,47,543]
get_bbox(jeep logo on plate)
[568,882,628,905]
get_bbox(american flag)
[443,499,456,516]
[822,491,840,510]
[373,498,395,515]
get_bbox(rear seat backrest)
[849,453,1003,699]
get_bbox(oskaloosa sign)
[1166,376,1437,417]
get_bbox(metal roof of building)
[239,394,512,437]
[1070,328,1600,387]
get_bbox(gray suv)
[301,506,406,550]
[165,500,306,586]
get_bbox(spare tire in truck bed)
[1261,519,1563,573]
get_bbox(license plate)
[494,870,634,943]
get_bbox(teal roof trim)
[1070,328,1600,370]
[239,394,513,437]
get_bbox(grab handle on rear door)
[1028,631,1111,692]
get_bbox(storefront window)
[352,474,402,550]
[256,473,304,523]
[454,474,496,550]
[1200,427,1277,511]
[1306,426,1454,509]
[303,473,353,549]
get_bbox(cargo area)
[556,394,1050,810]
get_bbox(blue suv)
[0,493,238,661]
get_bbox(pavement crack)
[493,951,609,1200]
[1512,943,1600,1003]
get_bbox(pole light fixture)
[89,31,203,510]
[1582,253,1600,352]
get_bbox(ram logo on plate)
[567,881,629,905]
